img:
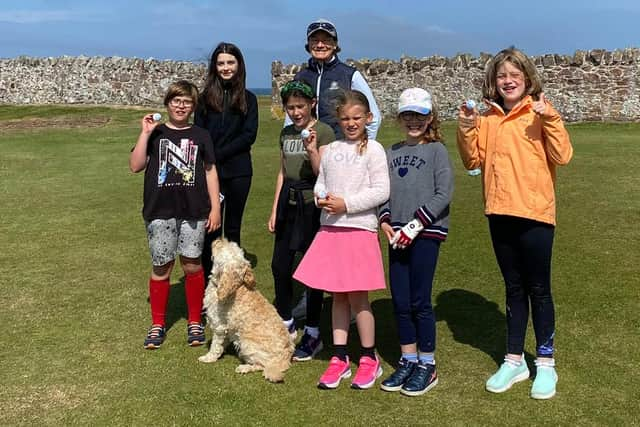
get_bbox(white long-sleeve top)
[315,139,390,232]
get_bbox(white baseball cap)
[398,88,433,115]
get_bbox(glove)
[390,219,424,249]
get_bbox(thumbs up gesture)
[532,92,549,116]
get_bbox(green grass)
[0,100,638,426]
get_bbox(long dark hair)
[201,42,248,113]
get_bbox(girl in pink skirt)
[293,90,390,390]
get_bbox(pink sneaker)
[317,356,351,389]
[351,355,383,389]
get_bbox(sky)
[1,0,639,88]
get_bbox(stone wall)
[1,49,639,122]
[0,56,206,106]
[271,48,640,122]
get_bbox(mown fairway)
[0,99,638,426]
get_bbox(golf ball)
[467,168,481,176]
[317,189,327,199]
[301,129,311,139]
[152,113,162,121]
[466,100,476,110]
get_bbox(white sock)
[304,326,320,338]
[283,318,294,328]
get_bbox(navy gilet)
[295,56,355,139]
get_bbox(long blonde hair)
[334,90,370,155]
[482,47,543,103]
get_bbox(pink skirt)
[293,226,386,293]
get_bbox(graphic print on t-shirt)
[157,137,199,187]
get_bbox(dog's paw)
[198,353,220,363]
[236,364,262,374]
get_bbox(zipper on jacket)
[315,62,323,119]
[222,89,229,125]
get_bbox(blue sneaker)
[143,325,165,350]
[187,322,205,347]
[531,359,558,399]
[400,361,438,396]
[486,355,530,393]
[380,358,416,392]
[293,333,323,361]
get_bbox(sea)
[249,88,271,96]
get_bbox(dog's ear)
[242,267,256,290]
[216,269,242,301]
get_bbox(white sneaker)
[292,291,307,319]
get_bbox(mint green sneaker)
[531,359,557,399]
[486,355,530,393]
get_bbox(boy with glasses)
[130,80,221,349]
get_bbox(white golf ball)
[466,100,476,110]
[152,113,162,121]
[467,168,481,176]
[317,189,327,199]
[301,129,311,139]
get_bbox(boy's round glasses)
[169,98,194,107]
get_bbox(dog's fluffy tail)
[263,358,291,383]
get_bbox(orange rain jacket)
[457,95,573,226]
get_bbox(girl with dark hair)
[195,42,258,274]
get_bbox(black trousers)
[488,215,556,357]
[202,175,252,276]
[271,202,323,327]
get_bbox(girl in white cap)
[378,88,454,396]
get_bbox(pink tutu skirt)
[293,226,386,293]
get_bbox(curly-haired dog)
[198,238,294,382]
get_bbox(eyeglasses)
[169,98,194,107]
[309,38,335,47]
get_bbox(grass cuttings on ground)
[0,103,638,426]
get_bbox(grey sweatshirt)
[379,141,453,240]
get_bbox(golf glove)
[390,219,424,249]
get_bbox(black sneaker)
[293,333,323,361]
[380,358,416,392]
[400,361,438,396]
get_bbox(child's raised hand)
[317,194,346,215]
[302,128,318,153]
[458,101,478,129]
[141,114,160,134]
[532,92,549,117]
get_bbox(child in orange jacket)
[457,47,573,400]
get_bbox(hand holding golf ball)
[459,99,478,128]
[152,113,162,121]
[301,128,311,139]
[315,184,328,200]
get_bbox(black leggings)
[202,175,252,275]
[488,215,556,358]
[271,202,323,327]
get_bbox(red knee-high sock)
[149,278,170,326]
[185,269,205,324]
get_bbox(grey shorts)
[145,218,206,266]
